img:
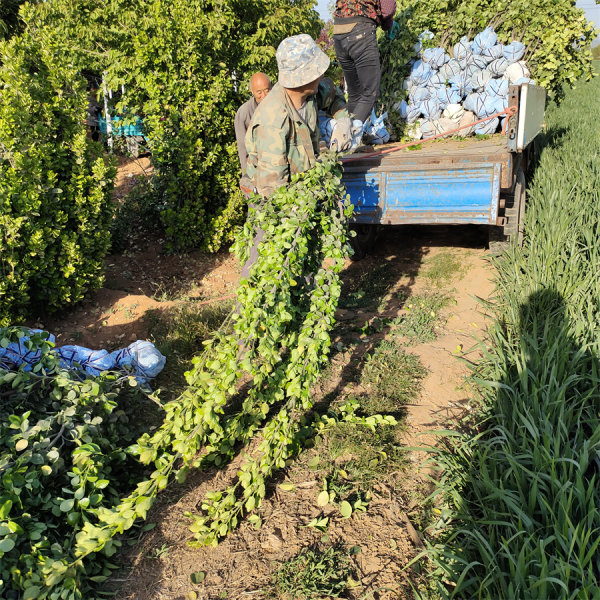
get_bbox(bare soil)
[43,160,496,600]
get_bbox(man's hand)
[329,117,352,152]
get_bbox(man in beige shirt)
[234,72,272,172]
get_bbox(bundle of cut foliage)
[0,27,116,326]
[0,328,154,599]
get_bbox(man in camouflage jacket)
[243,34,352,198]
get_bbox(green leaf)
[0,538,16,552]
[60,499,75,512]
[317,490,330,507]
[190,571,205,584]
[339,501,353,519]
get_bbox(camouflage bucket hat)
[276,34,330,88]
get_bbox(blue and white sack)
[406,102,423,123]
[485,78,509,98]
[421,98,442,120]
[0,329,55,371]
[471,69,492,91]
[449,74,473,97]
[439,59,462,80]
[472,27,498,55]
[109,340,166,383]
[503,41,526,64]
[443,103,465,121]
[318,111,335,145]
[410,61,434,86]
[487,57,509,77]
[363,109,390,144]
[409,86,431,103]
[474,116,499,135]
[470,53,491,69]
[453,36,472,60]
[422,47,450,68]
[481,44,503,61]
[56,346,115,377]
[504,61,530,84]
[463,92,485,114]
[436,86,462,108]
[394,99,409,119]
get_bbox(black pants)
[333,21,381,123]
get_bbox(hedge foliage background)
[27,0,322,252]
[0,27,116,326]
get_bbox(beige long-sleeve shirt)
[234,97,258,172]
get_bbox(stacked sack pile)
[394,27,534,140]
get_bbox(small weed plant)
[272,544,355,599]
[393,293,449,344]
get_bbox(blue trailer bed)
[341,83,546,255]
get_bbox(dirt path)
[44,207,495,599]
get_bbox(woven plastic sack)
[402,78,412,91]
[420,119,437,138]
[409,86,431,103]
[514,77,535,86]
[482,44,503,61]
[485,78,509,98]
[318,112,335,145]
[504,61,530,84]
[470,54,490,69]
[56,346,115,377]
[410,61,434,86]
[463,92,485,114]
[429,72,449,88]
[443,103,465,121]
[472,27,498,54]
[453,36,472,60]
[109,340,166,382]
[421,98,442,120]
[503,41,526,64]
[449,74,473,97]
[419,30,434,42]
[0,329,56,371]
[436,85,462,108]
[363,109,390,144]
[439,59,462,80]
[406,102,423,123]
[422,47,450,68]
[474,116,499,135]
[459,111,477,136]
[394,99,409,119]
[487,57,509,77]
[471,69,492,91]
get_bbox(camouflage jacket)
[244,78,349,197]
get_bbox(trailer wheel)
[349,224,377,261]
[488,166,526,253]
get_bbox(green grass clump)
[421,69,600,598]
[272,544,355,599]
[423,251,464,287]
[393,293,449,344]
[361,339,427,414]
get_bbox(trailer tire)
[349,224,377,261]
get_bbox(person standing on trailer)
[332,0,397,138]
[234,73,272,172]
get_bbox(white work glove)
[329,117,352,152]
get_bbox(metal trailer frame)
[341,83,546,256]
